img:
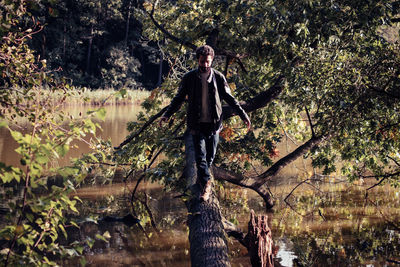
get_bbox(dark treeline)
[26,0,167,89]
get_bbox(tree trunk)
[246,211,274,267]
[41,33,46,60]
[185,133,231,266]
[184,133,274,267]
[63,21,67,63]
[124,0,132,47]
[157,52,163,87]
[86,26,93,74]
[187,193,231,267]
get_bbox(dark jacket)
[163,68,249,132]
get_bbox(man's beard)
[199,66,211,73]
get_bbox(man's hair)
[196,45,215,59]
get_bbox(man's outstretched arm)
[159,76,188,126]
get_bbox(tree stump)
[245,210,274,267]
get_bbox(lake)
[1,104,399,266]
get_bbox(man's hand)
[159,116,168,127]
[244,118,252,132]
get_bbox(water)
[1,104,400,266]
[0,105,139,167]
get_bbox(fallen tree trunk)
[185,134,274,267]
[185,133,231,266]
[187,188,231,267]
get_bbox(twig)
[305,106,315,138]
[364,171,400,195]
[387,155,400,167]
[387,259,400,264]
[33,208,54,248]
[277,116,298,146]
[114,106,168,149]
[284,179,311,203]
[86,161,132,167]
[141,193,158,232]
[365,176,388,192]
[283,178,326,218]
[366,199,400,231]
[124,168,135,182]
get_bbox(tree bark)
[157,51,163,87]
[185,133,231,267]
[63,21,67,63]
[86,25,93,74]
[124,0,132,47]
[246,211,274,267]
[185,134,274,267]
[222,75,285,119]
[187,193,231,267]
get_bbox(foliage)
[0,1,107,265]
[113,0,400,195]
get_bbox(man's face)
[198,55,213,73]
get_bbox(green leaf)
[36,155,49,165]
[95,233,109,243]
[55,144,70,157]
[58,167,77,177]
[75,245,84,255]
[95,107,106,121]
[102,231,111,239]
[80,256,87,266]
[10,130,22,142]
[59,224,67,239]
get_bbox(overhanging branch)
[255,135,324,183]
[145,9,196,51]
[145,5,249,72]
[222,75,285,119]
[212,135,324,209]
[114,106,168,149]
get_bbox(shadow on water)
[62,180,191,266]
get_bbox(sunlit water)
[1,104,400,266]
[0,105,138,167]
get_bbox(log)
[185,133,231,266]
[187,186,231,267]
[184,133,274,267]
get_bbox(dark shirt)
[163,68,249,133]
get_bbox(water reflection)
[2,104,400,266]
[275,239,298,266]
[68,179,400,266]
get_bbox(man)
[159,45,251,201]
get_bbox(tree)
[111,1,399,265]
[23,0,164,89]
[0,1,109,265]
[115,0,400,206]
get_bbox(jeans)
[192,124,219,185]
